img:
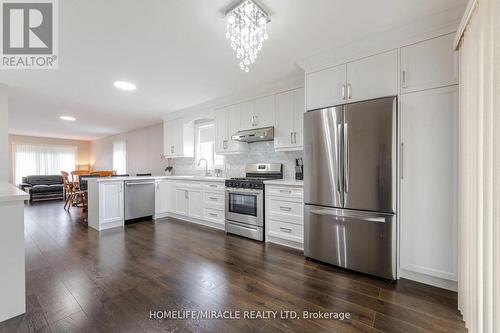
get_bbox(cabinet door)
[155,180,169,215]
[175,189,189,216]
[253,95,275,128]
[163,120,177,157]
[306,64,346,111]
[400,86,458,281]
[274,90,295,150]
[156,180,175,215]
[401,33,458,93]
[227,105,249,153]
[215,107,228,154]
[239,101,254,130]
[293,87,305,148]
[346,49,398,103]
[100,182,124,224]
[188,190,203,218]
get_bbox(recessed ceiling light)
[60,116,76,121]
[113,80,136,91]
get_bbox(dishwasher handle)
[125,181,155,186]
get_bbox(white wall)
[0,84,8,183]
[8,135,91,183]
[90,123,164,176]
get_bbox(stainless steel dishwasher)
[124,180,155,223]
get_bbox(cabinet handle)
[185,190,188,199]
[279,227,292,233]
[223,140,228,149]
[171,145,174,154]
[209,184,217,188]
[290,132,293,144]
[347,84,352,99]
[342,85,346,100]
[293,132,297,144]
[254,115,258,126]
[401,142,405,180]
[280,190,292,194]
[209,197,218,200]
[209,213,218,217]
[280,206,292,212]
[402,70,407,88]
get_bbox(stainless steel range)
[225,163,283,241]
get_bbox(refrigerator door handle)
[309,208,389,223]
[337,123,343,193]
[344,123,349,194]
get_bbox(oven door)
[225,188,263,227]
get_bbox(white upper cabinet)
[239,95,275,130]
[275,88,305,151]
[346,49,398,103]
[306,50,397,109]
[214,106,248,155]
[401,33,458,93]
[306,64,346,111]
[163,118,194,158]
[400,85,458,282]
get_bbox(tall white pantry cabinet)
[399,33,459,290]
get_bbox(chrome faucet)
[197,158,210,176]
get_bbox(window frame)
[194,120,223,170]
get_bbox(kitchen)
[87,31,457,291]
[1,0,496,332]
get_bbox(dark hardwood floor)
[0,201,466,333]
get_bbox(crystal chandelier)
[225,0,270,72]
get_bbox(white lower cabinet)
[187,190,203,218]
[155,179,175,218]
[400,85,458,289]
[265,185,304,249]
[154,179,225,229]
[175,188,189,216]
[100,182,124,225]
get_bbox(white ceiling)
[2,0,466,141]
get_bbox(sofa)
[20,175,65,202]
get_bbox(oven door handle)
[225,188,262,194]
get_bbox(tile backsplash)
[171,141,303,179]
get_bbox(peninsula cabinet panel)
[400,85,458,283]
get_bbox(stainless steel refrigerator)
[304,96,397,280]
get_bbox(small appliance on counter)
[225,163,283,241]
[295,158,303,180]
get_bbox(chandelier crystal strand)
[226,0,269,72]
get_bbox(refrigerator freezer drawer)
[304,205,396,280]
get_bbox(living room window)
[13,144,76,185]
[195,120,223,169]
[113,141,127,174]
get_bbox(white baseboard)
[399,268,458,291]
[266,235,304,251]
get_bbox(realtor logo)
[1,0,58,69]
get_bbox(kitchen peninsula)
[86,175,226,231]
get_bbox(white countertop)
[0,183,29,202]
[264,179,304,187]
[86,175,227,183]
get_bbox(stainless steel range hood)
[231,127,274,143]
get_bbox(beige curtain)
[457,0,500,332]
